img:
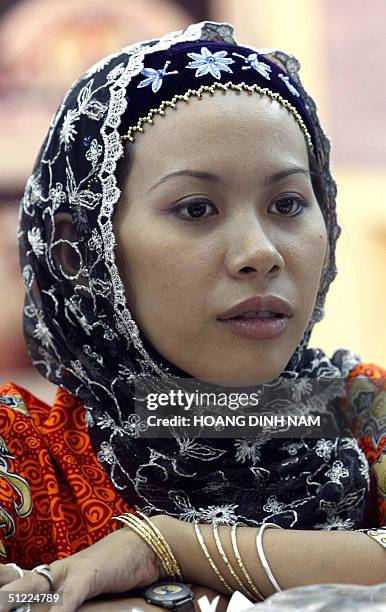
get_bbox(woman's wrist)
[150,514,189,581]
[113,525,162,588]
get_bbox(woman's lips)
[218,315,290,339]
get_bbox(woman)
[0,19,384,611]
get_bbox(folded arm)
[152,515,386,598]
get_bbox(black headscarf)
[19,21,370,528]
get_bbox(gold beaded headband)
[120,81,314,152]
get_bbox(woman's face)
[114,91,328,384]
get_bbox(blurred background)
[0,0,385,403]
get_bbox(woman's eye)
[269,196,309,217]
[172,200,218,220]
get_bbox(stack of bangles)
[113,511,183,581]
[113,513,284,601]
[193,521,283,601]
[113,514,386,603]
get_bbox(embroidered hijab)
[19,21,370,528]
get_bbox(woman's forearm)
[152,516,386,599]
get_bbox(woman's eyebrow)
[149,166,311,192]
[264,166,311,185]
[149,170,219,192]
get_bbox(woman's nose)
[225,222,284,279]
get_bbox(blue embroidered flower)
[278,73,300,97]
[137,60,178,93]
[232,52,271,80]
[186,46,235,79]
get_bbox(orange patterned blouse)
[0,362,384,568]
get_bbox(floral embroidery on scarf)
[315,439,335,461]
[85,139,103,166]
[60,109,79,146]
[137,61,179,93]
[33,311,55,349]
[278,73,300,97]
[27,227,45,258]
[49,182,66,211]
[59,80,107,148]
[325,460,350,484]
[196,503,239,524]
[186,46,235,79]
[232,52,271,79]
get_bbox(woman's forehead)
[128,91,310,176]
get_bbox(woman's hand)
[0,527,161,612]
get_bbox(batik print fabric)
[344,362,386,526]
[0,382,131,568]
[0,361,384,568]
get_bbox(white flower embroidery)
[179,507,199,522]
[66,162,102,210]
[138,60,178,93]
[357,449,370,488]
[49,182,66,210]
[234,439,262,465]
[177,439,226,461]
[106,63,126,82]
[278,73,300,97]
[102,325,117,341]
[292,378,313,401]
[97,413,115,430]
[84,100,107,121]
[88,229,103,254]
[281,441,303,456]
[315,439,335,461]
[71,190,101,210]
[70,359,88,381]
[186,47,235,80]
[232,52,271,79]
[325,460,349,484]
[33,311,54,348]
[85,139,103,165]
[314,515,354,530]
[198,504,238,524]
[28,227,45,257]
[83,344,104,366]
[263,495,286,514]
[122,414,148,436]
[24,173,42,212]
[60,109,79,145]
[97,441,116,465]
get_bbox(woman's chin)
[189,367,285,388]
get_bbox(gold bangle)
[212,523,257,601]
[113,514,176,579]
[116,514,176,578]
[194,520,233,595]
[113,514,174,578]
[136,510,183,580]
[120,513,178,578]
[131,513,181,579]
[231,523,264,601]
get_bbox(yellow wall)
[311,169,386,365]
[212,0,386,365]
